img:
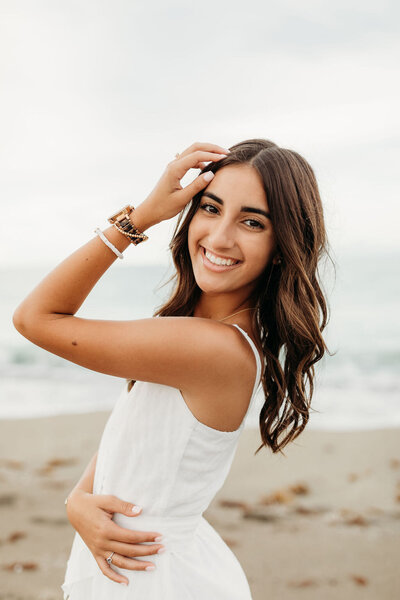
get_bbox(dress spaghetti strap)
[231,324,263,397]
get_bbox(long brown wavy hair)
[127,138,335,455]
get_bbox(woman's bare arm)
[11,149,243,399]
[66,451,97,500]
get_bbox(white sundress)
[61,324,263,599]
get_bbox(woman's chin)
[192,273,236,295]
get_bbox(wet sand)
[0,412,399,599]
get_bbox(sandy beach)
[0,412,399,600]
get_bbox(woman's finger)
[108,520,164,544]
[172,150,228,180]
[176,142,230,159]
[95,556,129,586]
[105,538,163,558]
[177,169,215,203]
[103,551,156,572]
[94,493,142,518]
[95,494,164,542]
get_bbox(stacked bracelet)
[111,220,148,245]
[107,204,149,246]
[94,204,149,259]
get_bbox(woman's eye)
[199,202,218,214]
[244,219,264,230]
[199,203,264,230]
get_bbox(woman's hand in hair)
[65,488,165,586]
[141,141,230,223]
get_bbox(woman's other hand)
[141,141,231,224]
[66,488,165,586]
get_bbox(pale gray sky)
[1,0,399,266]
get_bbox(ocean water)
[1,249,399,431]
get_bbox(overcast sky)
[1,0,399,267]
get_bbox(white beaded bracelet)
[94,227,124,259]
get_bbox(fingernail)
[132,505,142,514]
[223,148,231,153]
[154,535,163,542]
[145,565,156,571]
[203,172,214,182]
[121,581,128,585]
[157,547,166,554]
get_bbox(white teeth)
[204,248,238,266]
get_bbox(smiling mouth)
[200,246,242,268]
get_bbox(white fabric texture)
[61,324,263,599]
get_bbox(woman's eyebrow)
[201,191,271,220]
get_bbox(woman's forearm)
[12,201,157,321]
[70,451,98,495]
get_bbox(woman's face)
[188,163,278,296]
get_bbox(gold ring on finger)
[106,551,115,565]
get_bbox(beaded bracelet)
[112,220,149,245]
[94,228,124,259]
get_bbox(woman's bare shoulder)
[179,320,258,432]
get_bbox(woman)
[13,139,332,598]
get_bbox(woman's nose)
[207,219,236,249]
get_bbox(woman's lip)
[200,246,242,272]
